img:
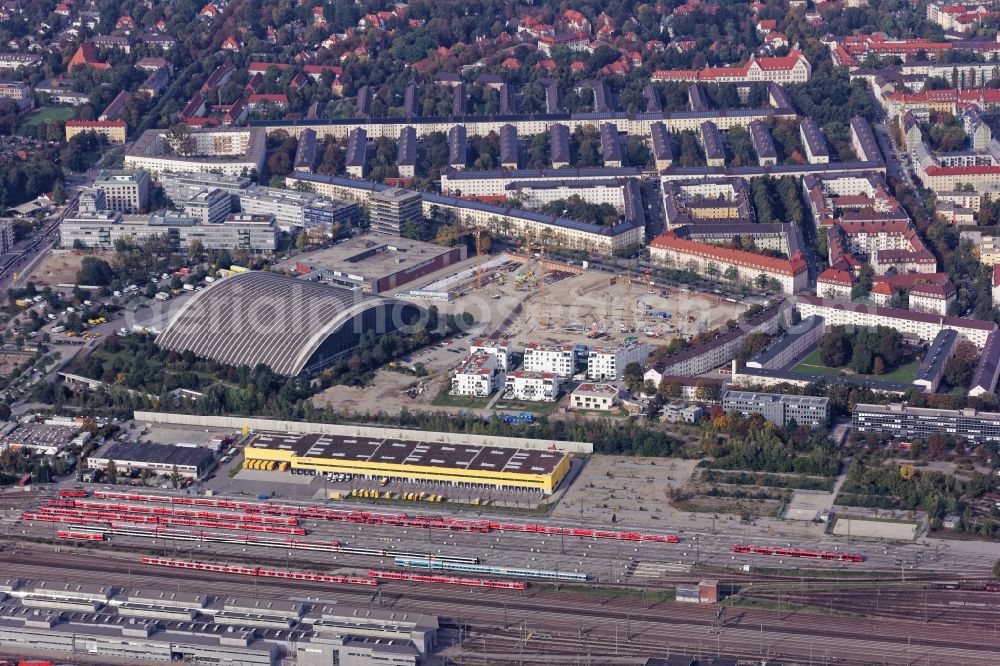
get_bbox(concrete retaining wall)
[133,411,594,454]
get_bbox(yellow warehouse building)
[244,431,572,494]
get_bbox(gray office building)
[369,188,422,236]
[94,169,150,214]
[852,403,1000,444]
[723,389,830,427]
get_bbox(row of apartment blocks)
[734,302,998,396]
[351,117,776,180]
[649,230,808,294]
[450,339,651,401]
[659,115,884,184]
[817,268,957,315]
[825,32,1000,67]
[286,172,643,254]
[251,102,798,145]
[802,170,939,286]
[900,104,1000,193]
[643,300,785,385]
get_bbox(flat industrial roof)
[290,234,460,280]
[246,431,567,476]
[94,441,215,468]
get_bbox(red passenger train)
[92,491,681,544]
[140,557,377,586]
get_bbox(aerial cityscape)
[2,0,1000,664]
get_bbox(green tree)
[171,464,180,489]
[77,257,114,286]
[622,362,645,394]
[820,326,851,368]
[106,459,117,484]
[851,265,874,301]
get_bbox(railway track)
[745,586,1000,629]
[3,550,998,663]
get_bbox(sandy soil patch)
[26,251,87,288]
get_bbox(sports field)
[23,107,75,127]
[791,348,920,383]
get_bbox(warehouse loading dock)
[244,431,571,494]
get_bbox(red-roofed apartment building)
[650,231,809,293]
[652,48,811,84]
[909,282,956,316]
[68,43,110,70]
[816,267,854,301]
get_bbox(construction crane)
[523,234,547,328]
[623,266,634,333]
[538,242,547,327]
[433,224,488,289]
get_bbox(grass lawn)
[493,399,560,416]
[23,106,74,127]
[430,385,491,409]
[792,348,920,383]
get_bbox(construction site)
[435,254,750,349]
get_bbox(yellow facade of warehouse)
[244,445,571,494]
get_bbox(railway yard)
[2,488,1000,664]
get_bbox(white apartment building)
[569,383,619,410]
[470,339,512,371]
[505,180,627,210]
[504,371,562,402]
[523,343,576,377]
[908,283,956,316]
[587,340,650,381]
[124,128,267,177]
[796,295,994,348]
[451,352,505,397]
[0,81,28,100]
[441,168,634,200]
[816,268,854,300]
